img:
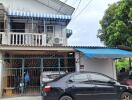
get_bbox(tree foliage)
[116,58,130,72]
[98,0,132,47]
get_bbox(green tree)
[98,0,132,47]
[116,58,130,72]
[98,0,132,71]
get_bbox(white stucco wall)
[79,54,117,79]
[55,25,66,45]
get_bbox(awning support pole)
[32,17,34,33]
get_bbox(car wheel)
[120,92,132,100]
[59,95,73,100]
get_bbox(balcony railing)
[0,32,46,46]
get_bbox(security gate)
[2,57,75,97]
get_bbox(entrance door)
[23,58,41,95]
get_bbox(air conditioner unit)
[54,37,63,44]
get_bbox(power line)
[73,0,82,14]
[72,0,94,21]
[72,0,78,7]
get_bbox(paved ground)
[0,96,42,100]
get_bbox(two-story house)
[0,0,75,97]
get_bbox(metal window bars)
[2,57,75,97]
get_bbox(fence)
[2,57,75,97]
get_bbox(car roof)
[73,71,104,74]
[41,71,113,80]
[71,71,115,81]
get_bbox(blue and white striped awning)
[8,9,71,20]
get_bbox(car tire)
[59,95,73,100]
[120,92,132,100]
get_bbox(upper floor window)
[46,26,54,33]
[11,22,25,32]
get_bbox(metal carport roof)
[75,48,132,58]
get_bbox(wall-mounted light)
[68,52,73,55]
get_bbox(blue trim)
[8,9,71,20]
[76,48,132,58]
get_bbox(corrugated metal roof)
[37,0,75,15]
[0,44,116,49]
[75,48,132,58]
[0,0,75,16]
[0,45,132,58]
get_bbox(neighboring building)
[0,0,132,98]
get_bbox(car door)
[67,73,95,100]
[89,73,118,100]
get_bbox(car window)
[51,74,68,82]
[47,74,60,79]
[89,73,111,82]
[70,73,89,82]
[41,73,66,82]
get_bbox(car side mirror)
[69,80,74,83]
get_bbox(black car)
[42,72,132,100]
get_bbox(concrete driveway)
[0,96,42,100]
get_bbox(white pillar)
[75,52,80,72]
[7,17,10,33]
[7,33,11,45]
[42,34,46,46]
[2,34,7,45]
[112,60,117,80]
[32,18,34,33]
[5,16,10,45]
[0,52,3,97]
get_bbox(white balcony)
[0,32,46,46]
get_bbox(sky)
[60,0,119,46]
